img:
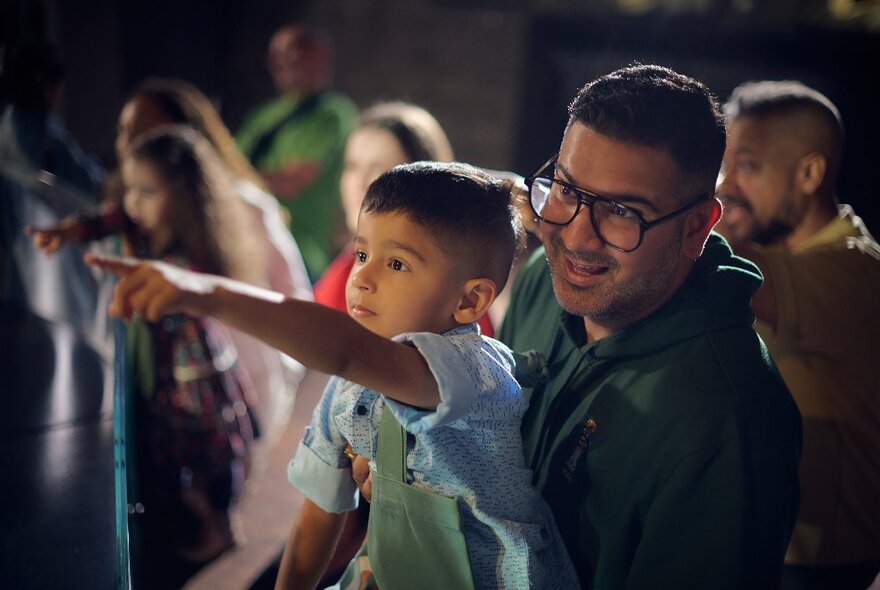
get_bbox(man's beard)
[751,217,795,246]
[544,228,683,324]
[749,185,800,246]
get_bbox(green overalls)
[334,407,474,590]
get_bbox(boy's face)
[346,211,467,339]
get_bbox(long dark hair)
[126,125,257,281]
[131,78,268,191]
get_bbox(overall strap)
[376,404,407,483]
[245,92,325,166]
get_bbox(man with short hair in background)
[718,79,880,590]
[237,23,357,279]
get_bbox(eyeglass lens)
[530,178,642,251]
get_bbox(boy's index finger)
[84,253,142,277]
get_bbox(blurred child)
[89,162,579,589]
[30,125,259,587]
[114,78,313,443]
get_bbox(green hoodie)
[500,233,802,589]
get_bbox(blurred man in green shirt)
[238,23,357,279]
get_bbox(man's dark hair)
[362,162,522,291]
[568,63,725,200]
[723,80,842,129]
[724,80,843,173]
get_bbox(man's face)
[716,116,802,245]
[266,26,317,95]
[541,123,698,339]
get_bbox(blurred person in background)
[0,39,104,197]
[31,126,260,589]
[237,22,357,280]
[1,38,108,351]
[111,78,312,444]
[718,79,880,590]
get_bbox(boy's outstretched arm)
[275,498,346,590]
[86,254,441,409]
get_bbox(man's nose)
[557,205,605,251]
[716,167,739,197]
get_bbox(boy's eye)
[389,259,407,271]
[355,250,367,263]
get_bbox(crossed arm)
[262,160,320,203]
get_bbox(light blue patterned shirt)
[288,324,579,589]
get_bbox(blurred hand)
[350,452,372,503]
[25,218,86,255]
[85,254,217,322]
[511,178,541,238]
[263,160,320,202]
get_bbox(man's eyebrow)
[732,146,757,156]
[556,161,659,213]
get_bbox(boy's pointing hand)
[85,254,217,322]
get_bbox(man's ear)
[682,196,722,260]
[796,152,827,195]
[453,278,497,325]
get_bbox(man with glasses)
[717,80,880,590]
[499,64,802,588]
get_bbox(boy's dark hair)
[568,63,725,201]
[362,162,522,291]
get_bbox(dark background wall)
[2,0,878,227]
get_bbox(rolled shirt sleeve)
[288,439,359,514]
[287,376,359,513]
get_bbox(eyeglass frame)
[525,155,712,252]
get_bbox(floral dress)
[126,250,257,564]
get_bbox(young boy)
[91,162,578,589]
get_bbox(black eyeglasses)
[525,155,711,252]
